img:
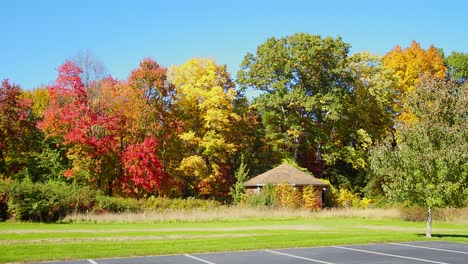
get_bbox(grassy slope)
[1,218,467,263]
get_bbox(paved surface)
[35,241,467,264]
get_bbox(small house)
[244,163,328,207]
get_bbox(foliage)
[237,34,352,175]
[336,188,357,208]
[93,195,141,213]
[320,179,339,207]
[371,78,467,208]
[275,183,302,208]
[445,51,468,83]
[6,180,96,222]
[120,136,165,195]
[170,58,240,199]
[245,184,278,207]
[2,35,467,212]
[370,77,468,236]
[302,185,320,209]
[229,155,249,204]
[358,197,374,209]
[237,34,397,192]
[22,87,50,119]
[383,41,447,125]
[0,79,36,177]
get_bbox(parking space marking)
[265,249,335,264]
[87,260,98,264]
[334,246,450,264]
[184,254,217,264]
[390,242,468,254]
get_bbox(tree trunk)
[426,206,432,238]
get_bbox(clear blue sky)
[1,0,467,97]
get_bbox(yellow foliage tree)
[169,58,240,199]
[302,185,320,209]
[275,183,302,208]
[383,41,447,125]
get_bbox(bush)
[143,196,220,211]
[303,185,320,210]
[337,188,356,208]
[245,184,278,207]
[6,180,97,222]
[275,183,301,208]
[358,197,374,209]
[93,195,142,213]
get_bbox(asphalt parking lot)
[36,241,467,264]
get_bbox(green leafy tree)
[229,155,250,204]
[237,34,396,191]
[370,77,468,237]
[237,33,352,178]
[445,51,468,83]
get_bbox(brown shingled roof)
[244,163,328,187]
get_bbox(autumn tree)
[22,87,50,120]
[346,52,398,194]
[0,80,33,176]
[39,61,167,196]
[169,58,240,199]
[370,77,467,237]
[383,41,447,124]
[39,62,120,193]
[72,49,107,87]
[128,58,181,189]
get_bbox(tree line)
[1,34,467,208]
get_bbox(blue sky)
[1,0,467,97]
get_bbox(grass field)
[1,208,467,263]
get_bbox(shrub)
[7,181,97,222]
[93,195,141,213]
[229,156,249,204]
[336,188,357,208]
[358,197,374,209]
[275,183,301,208]
[302,185,320,210]
[9,181,67,221]
[245,184,278,207]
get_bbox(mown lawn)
[1,217,467,263]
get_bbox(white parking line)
[391,242,468,254]
[184,254,217,264]
[265,250,335,264]
[333,246,450,264]
[87,260,98,264]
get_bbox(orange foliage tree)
[383,41,447,125]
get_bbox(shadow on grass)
[417,233,468,238]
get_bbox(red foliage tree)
[39,61,167,196]
[121,136,166,194]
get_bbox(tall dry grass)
[63,206,404,223]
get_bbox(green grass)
[1,217,467,263]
